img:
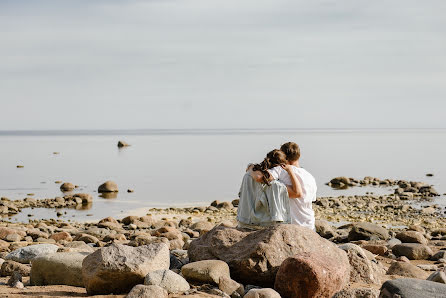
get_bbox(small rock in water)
[127,189,134,193]
[98,181,119,193]
[60,182,75,192]
[117,140,130,148]
[426,173,434,177]
[16,165,24,168]
[55,180,62,184]
[27,193,34,196]
[53,152,59,154]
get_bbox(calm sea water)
[0,129,445,222]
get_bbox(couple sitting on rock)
[237,142,317,230]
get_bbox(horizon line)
[0,128,445,136]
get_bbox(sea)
[0,129,445,222]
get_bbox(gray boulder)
[30,252,89,286]
[127,284,168,298]
[82,243,169,294]
[6,244,59,264]
[144,269,190,293]
[380,278,446,298]
[392,243,433,260]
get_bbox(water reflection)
[99,192,118,199]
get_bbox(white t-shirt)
[268,166,317,230]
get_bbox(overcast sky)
[1,0,445,130]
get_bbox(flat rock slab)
[380,278,446,298]
[6,244,60,264]
[82,243,169,295]
[30,252,90,287]
[188,224,349,286]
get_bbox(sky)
[1,0,446,130]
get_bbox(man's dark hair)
[280,142,300,162]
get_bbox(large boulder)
[60,182,75,192]
[98,181,118,193]
[386,261,429,279]
[144,269,190,293]
[188,224,349,286]
[427,271,446,284]
[274,251,350,298]
[348,222,389,241]
[380,278,446,298]
[82,243,169,295]
[338,243,384,285]
[392,243,433,260]
[6,244,59,264]
[30,252,89,286]
[315,219,337,239]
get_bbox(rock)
[386,261,429,279]
[396,231,428,244]
[392,243,433,260]
[50,232,72,242]
[73,193,93,204]
[417,264,438,271]
[431,251,446,261]
[181,260,230,284]
[338,243,383,285]
[61,241,95,253]
[274,251,350,298]
[127,284,168,298]
[380,278,446,298]
[74,233,99,244]
[30,252,89,286]
[244,288,281,298]
[191,221,215,234]
[144,269,190,293]
[169,254,186,270]
[0,227,26,241]
[0,260,31,277]
[98,180,118,193]
[188,224,349,286]
[333,287,379,298]
[7,271,22,287]
[60,182,75,192]
[82,243,169,295]
[218,276,244,296]
[6,244,59,264]
[315,219,337,238]
[387,238,402,249]
[361,244,388,256]
[117,140,130,148]
[348,222,389,241]
[427,271,446,284]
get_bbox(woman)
[247,149,302,199]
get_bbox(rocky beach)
[0,176,445,297]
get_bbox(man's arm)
[282,165,303,198]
